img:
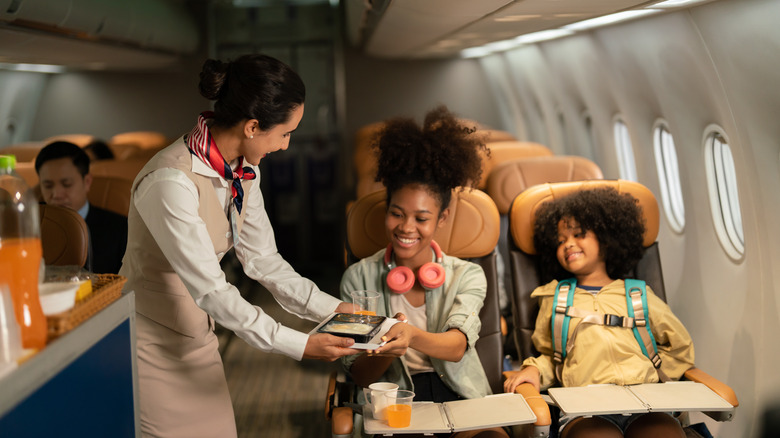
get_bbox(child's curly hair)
[373,105,488,213]
[533,187,646,282]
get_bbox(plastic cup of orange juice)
[384,390,414,428]
[350,290,380,316]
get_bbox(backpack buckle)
[604,314,624,327]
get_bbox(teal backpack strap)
[551,278,577,364]
[625,279,668,381]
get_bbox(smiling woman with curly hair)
[341,106,509,437]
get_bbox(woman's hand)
[503,366,541,393]
[303,333,360,361]
[368,320,416,357]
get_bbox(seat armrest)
[683,367,739,407]
[331,406,354,436]
[325,371,337,419]
[683,367,738,422]
[502,372,552,427]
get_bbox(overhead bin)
[0,0,198,58]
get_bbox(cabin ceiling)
[0,0,704,70]
[348,0,668,58]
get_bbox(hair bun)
[198,59,229,100]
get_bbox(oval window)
[613,118,637,181]
[704,129,744,259]
[653,123,685,233]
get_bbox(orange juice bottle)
[0,155,47,350]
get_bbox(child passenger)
[340,106,508,438]
[503,187,695,438]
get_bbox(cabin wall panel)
[481,0,777,434]
[31,68,207,143]
[692,0,780,418]
[502,47,551,148]
[343,47,502,147]
[0,71,47,147]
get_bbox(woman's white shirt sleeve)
[133,165,340,360]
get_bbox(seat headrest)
[509,180,660,255]
[478,141,553,189]
[39,203,90,266]
[109,131,168,150]
[486,156,604,214]
[43,134,95,147]
[347,188,500,259]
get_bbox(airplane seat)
[478,141,554,190]
[88,176,132,217]
[505,180,738,435]
[12,161,39,190]
[108,143,143,160]
[39,203,90,267]
[478,129,517,143]
[328,187,534,437]
[43,134,96,147]
[1,141,45,162]
[109,131,168,150]
[352,122,384,200]
[90,159,147,183]
[485,156,604,356]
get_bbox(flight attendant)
[119,54,358,438]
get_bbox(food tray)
[316,312,387,343]
[46,274,127,340]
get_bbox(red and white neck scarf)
[186,111,257,215]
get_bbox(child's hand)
[503,366,541,393]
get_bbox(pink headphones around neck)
[383,240,446,294]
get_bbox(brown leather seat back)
[88,176,132,217]
[13,161,39,190]
[486,156,604,215]
[478,141,554,189]
[346,188,505,392]
[1,142,45,162]
[507,180,664,361]
[39,203,90,267]
[90,159,147,182]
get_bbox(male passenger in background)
[35,141,128,274]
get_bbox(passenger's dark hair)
[373,105,487,214]
[533,187,646,282]
[198,54,305,131]
[83,140,114,160]
[34,141,91,177]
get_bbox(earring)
[250,135,254,139]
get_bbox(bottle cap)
[0,155,17,169]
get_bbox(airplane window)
[653,124,685,233]
[705,130,745,259]
[582,111,598,162]
[613,118,637,181]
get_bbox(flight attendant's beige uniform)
[120,138,340,437]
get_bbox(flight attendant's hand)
[334,301,357,314]
[303,333,361,361]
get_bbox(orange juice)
[0,237,46,350]
[355,310,377,316]
[386,403,412,428]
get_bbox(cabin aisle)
[219,258,341,437]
